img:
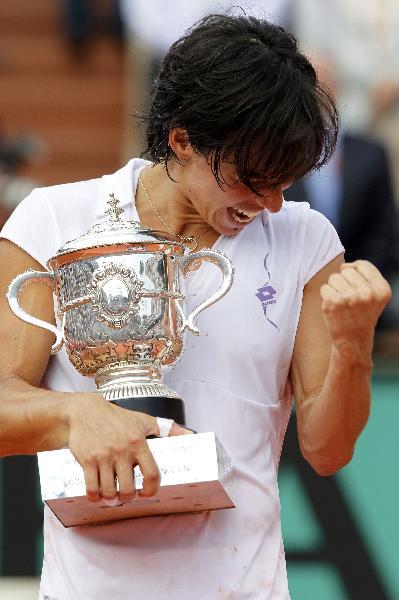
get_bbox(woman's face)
[177,151,291,237]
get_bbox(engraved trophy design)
[7,194,235,526]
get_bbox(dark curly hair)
[143,13,339,194]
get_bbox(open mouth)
[230,207,262,224]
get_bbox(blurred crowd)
[1,0,399,327]
[0,127,43,229]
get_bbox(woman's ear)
[168,128,194,160]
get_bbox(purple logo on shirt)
[255,253,279,329]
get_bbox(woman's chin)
[226,220,250,236]
[216,225,242,237]
[215,216,246,236]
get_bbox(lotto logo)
[255,285,277,304]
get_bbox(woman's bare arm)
[0,239,72,454]
[290,254,391,475]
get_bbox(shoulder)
[30,173,103,225]
[270,198,308,224]
[269,201,344,285]
[1,176,101,267]
[28,176,101,243]
[38,176,101,217]
[271,199,332,231]
[270,200,340,248]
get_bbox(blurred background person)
[0,124,44,228]
[291,0,399,199]
[284,56,399,281]
[284,55,399,329]
[60,0,124,59]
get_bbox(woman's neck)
[135,163,218,248]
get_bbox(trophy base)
[38,433,235,528]
[110,395,186,425]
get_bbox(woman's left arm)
[290,254,392,476]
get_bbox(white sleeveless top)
[1,159,343,600]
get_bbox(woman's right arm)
[0,239,183,500]
[0,238,71,454]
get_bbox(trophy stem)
[95,361,186,425]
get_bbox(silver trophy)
[7,193,235,526]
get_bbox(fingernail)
[101,497,121,507]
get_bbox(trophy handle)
[7,270,64,354]
[179,250,234,335]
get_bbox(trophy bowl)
[7,193,234,424]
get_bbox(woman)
[0,14,391,600]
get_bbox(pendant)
[184,237,198,252]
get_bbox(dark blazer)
[284,133,399,279]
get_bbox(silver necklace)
[138,175,212,251]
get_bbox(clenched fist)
[320,260,392,362]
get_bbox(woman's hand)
[320,260,392,364]
[65,393,190,502]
